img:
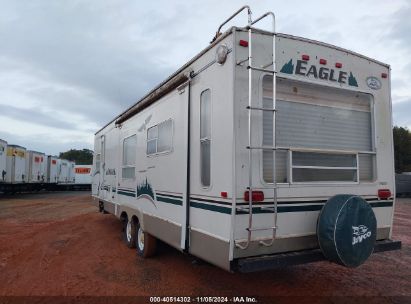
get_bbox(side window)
[122,135,137,179]
[200,89,211,187]
[147,119,173,155]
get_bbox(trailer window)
[262,76,375,183]
[147,119,173,155]
[122,135,137,179]
[200,89,211,187]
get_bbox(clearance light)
[319,59,327,65]
[244,190,264,202]
[381,73,388,79]
[239,40,248,47]
[302,54,310,61]
[335,62,343,68]
[221,191,228,198]
[378,189,392,200]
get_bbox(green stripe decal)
[157,195,183,206]
[118,191,136,197]
[369,201,393,208]
[190,201,231,214]
[190,200,394,214]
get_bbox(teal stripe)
[117,188,135,194]
[190,200,394,214]
[118,191,136,197]
[370,201,393,208]
[190,201,231,214]
[157,195,182,206]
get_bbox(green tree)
[393,126,411,173]
[59,149,93,165]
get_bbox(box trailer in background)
[68,161,76,183]
[6,145,26,183]
[74,165,92,190]
[25,151,46,183]
[396,173,411,197]
[58,159,70,183]
[0,139,7,183]
[47,155,59,183]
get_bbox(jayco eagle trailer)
[6,145,26,183]
[25,150,46,183]
[93,6,400,272]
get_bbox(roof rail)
[212,5,252,43]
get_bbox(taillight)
[378,189,392,199]
[239,40,248,47]
[244,190,264,202]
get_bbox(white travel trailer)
[25,150,46,183]
[74,165,92,184]
[47,155,59,183]
[6,145,26,183]
[93,7,400,271]
[0,139,7,183]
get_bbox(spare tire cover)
[317,194,377,267]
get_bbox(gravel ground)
[0,192,409,303]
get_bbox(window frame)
[146,119,174,157]
[200,89,212,188]
[122,134,137,180]
[260,75,377,186]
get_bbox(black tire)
[136,220,157,258]
[122,216,136,248]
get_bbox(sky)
[0,0,410,155]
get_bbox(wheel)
[121,216,136,248]
[136,220,157,258]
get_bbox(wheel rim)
[138,227,145,252]
[126,221,132,242]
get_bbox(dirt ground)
[0,192,410,303]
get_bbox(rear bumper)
[233,239,402,273]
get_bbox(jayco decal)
[280,59,358,87]
[366,76,382,90]
[352,225,372,245]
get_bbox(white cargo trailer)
[68,161,76,183]
[93,7,400,271]
[25,150,46,183]
[0,139,7,183]
[6,145,26,183]
[74,165,92,184]
[47,155,59,183]
[57,159,70,183]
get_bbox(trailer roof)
[27,150,46,155]
[7,144,26,149]
[96,27,389,135]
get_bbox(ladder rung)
[247,65,276,74]
[247,146,277,150]
[246,226,278,232]
[260,207,276,212]
[246,106,276,111]
[236,207,250,212]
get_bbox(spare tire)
[317,194,377,267]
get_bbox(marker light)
[244,191,264,202]
[239,40,248,47]
[335,62,343,68]
[378,189,392,200]
[319,59,327,65]
[221,191,228,198]
[381,73,388,79]
[302,54,310,61]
